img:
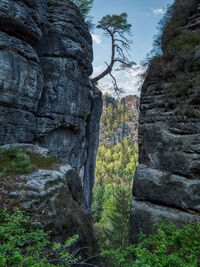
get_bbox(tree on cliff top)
[71,0,94,29]
[72,0,93,18]
[91,13,135,94]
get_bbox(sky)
[90,0,174,96]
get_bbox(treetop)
[96,13,132,34]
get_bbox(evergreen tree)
[72,0,93,18]
[91,184,105,223]
[103,184,132,250]
[91,13,135,93]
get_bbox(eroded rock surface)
[130,0,200,243]
[0,154,98,260]
[0,0,102,263]
[0,0,102,207]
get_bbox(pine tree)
[72,0,93,18]
[91,13,135,93]
[91,184,105,222]
[104,184,132,250]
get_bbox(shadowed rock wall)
[130,0,200,243]
[0,0,102,208]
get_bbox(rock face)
[0,0,103,263]
[0,0,102,208]
[130,0,200,244]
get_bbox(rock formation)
[130,0,200,243]
[0,0,102,207]
[0,0,102,262]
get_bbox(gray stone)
[0,0,102,207]
[0,0,103,263]
[0,163,100,260]
[133,164,200,212]
[130,199,200,244]
[0,0,46,44]
[130,1,200,243]
[0,143,50,157]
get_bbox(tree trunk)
[91,31,115,84]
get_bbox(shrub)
[103,220,200,267]
[161,0,199,51]
[165,32,200,56]
[0,208,80,266]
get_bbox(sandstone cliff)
[130,0,200,243]
[0,0,102,207]
[0,0,102,262]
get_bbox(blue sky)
[90,0,174,95]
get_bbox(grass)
[0,146,60,178]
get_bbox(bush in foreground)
[103,220,200,267]
[0,208,80,266]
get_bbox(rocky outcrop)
[130,0,200,244]
[0,0,102,262]
[0,144,100,262]
[0,0,102,207]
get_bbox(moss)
[0,147,34,177]
[166,76,194,98]
[47,0,57,6]
[0,146,60,178]
[165,32,200,56]
[25,151,60,170]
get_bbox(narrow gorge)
[0,0,200,265]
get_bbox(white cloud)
[91,34,102,45]
[153,8,165,15]
[91,65,147,97]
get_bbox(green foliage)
[97,13,131,33]
[91,184,105,222]
[0,146,60,178]
[0,147,34,178]
[92,97,138,254]
[72,0,93,18]
[92,13,133,89]
[0,208,80,266]
[165,32,200,56]
[71,0,94,29]
[95,136,138,184]
[26,151,60,170]
[161,0,199,51]
[102,184,132,250]
[92,184,132,251]
[143,0,199,65]
[103,221,200,267]
[47,0,57,6]
[101,101,136,138]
